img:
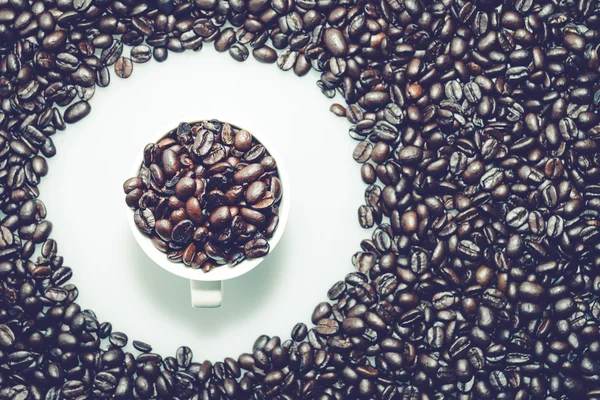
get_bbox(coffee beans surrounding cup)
[124,121,282,272]
[2,0,600,397]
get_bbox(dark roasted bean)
[64,101,91,124]
[115,57,133,78]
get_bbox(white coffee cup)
[126,122,290,308]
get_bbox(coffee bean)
[175,177,196,200]
[132,340,152,353]
[115,57,133,78]
[361,164,376,184]
[528,210,544,234]
[342,317,365,335]
[260,156,277,171]
[64,101,91,124]
[323,28,348,57]
[352,251,376,273]
[209,206,231,229]
[100,40,123,65]
[131,45,152,63]
[445,80,463,102]
[253,46,277,63]
[353,141,372,163]
[161,149,180,177]
[233,164,264,184]
[176,346,193,368]
[358,205,375,228]
[244,144,266,162]
[171,219,194,243]
[134,209,155,234]
[244,238,269,258]
[245,181,267,204]
[464,82,482,103]
[316,318,339,335]
[564,33,586,53]
[480,167,504,190]
[277,48,298,71]
[547,215,564,238]
[506,207,528,228]
[291,323,308,341]
[153,47,168,62]
[518,282,544,301]
[0,324,15,347]
[229,43,249,62]
[214,28,235,52]
[241,208,266,225]
[70,65,95,87]
[311,302,332,324]
[396,145,423,164]
[482,288,508,309]
[109,332,128,347]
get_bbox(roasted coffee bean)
[161,149,181,177]
[132,340,152,353]
[410,250,429,274]
[209,206,231,229]
[171,220,194,243]
[234,130,252,151]
[192,130,214,157]
[353,251,376,273]
[506,207,528,228]
[109,332,128,347]
[353,141,372,163]
[134,209,155,234]
[342,317,365,335]
[396,145,423,164]
[64,101,91,124]
[0,324,15,347]
[316,318,339,335]
[176,346,193,368]
[115,57,133,78]
[482,289,508,309]
[324,28,348,57]
[234,164,264,184]
[70,65,95,87]
[245,181,267,204]
[253,46,277,63]
[100,40,124,65]
[229,43,249,62]
[131,45,152,63]
[358,205,375,228]
[445,81,463,102]
[291,323,308,342]
[245,238,269,258]
[361,164,376,184]
[547,215,564,238]
[215,28,236,52]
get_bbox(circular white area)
[40,48,367,361]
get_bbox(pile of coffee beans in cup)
[2,0,600,396]
[123,121,282,272]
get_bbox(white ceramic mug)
[126,122,290,308]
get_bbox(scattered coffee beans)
[1,0,600,397]
[124,121,282,272]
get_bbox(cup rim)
[126,120,290,282]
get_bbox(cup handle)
[190,280,223,308]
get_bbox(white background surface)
[39,47,370,361]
